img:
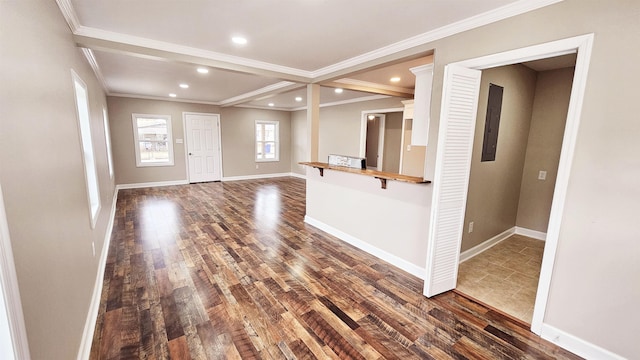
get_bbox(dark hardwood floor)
[90,177,581,359]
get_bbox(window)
[71,70,101,228]
[132,114,174,167]
[103,108,114,178]
[255,120,279,161]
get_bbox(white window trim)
[132,113,174,167]
[255,120,280,162]
[71,70,101,229]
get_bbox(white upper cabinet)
[409,64,434,146]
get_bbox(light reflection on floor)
[253,185,281,229]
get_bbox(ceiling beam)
[323,79,414,98]
[73,31,313,84]
[219,82,305,107]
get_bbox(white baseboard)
[304,216,425,279]
[459,227,515,263]
[459,226,548,263]
[540,324,625,360]
[116,179,188,190]
[515,226,547,241]
[222,173,294,182]
[77,189,119,360]
[289,172,306,180]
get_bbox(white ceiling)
[59,0,559,110]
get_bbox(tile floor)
[456,234,544,323]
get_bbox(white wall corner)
[540,323,626,360]
[459,227,516,262]
[304,215,425,279]
[77,188,119,360]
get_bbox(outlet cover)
[538,170,547,180]
[468,221,474,233]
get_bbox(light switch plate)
[538,170,547,180]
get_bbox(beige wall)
[108,97,292,183]
[516,67,574,232]
[0,1,115,358]
[220,107,291,177]
[316,97,407,162]
[461,65,537,252]
[382,111,402,173]
[421,1,640,356]
[291,110,307,175]
[400,120,427,177]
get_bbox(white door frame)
[0,184,31,359]
[359,108,403,170]
[424,34,594,335]
[182,112,223,182]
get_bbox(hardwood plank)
[90,178,582,360]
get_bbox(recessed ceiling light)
[232,36,248,45]
[179,83,189,89]
[169,93,177,98]
[390,77,401,82]
[268,103,274,107]
[295,96,303,102]
[334,88,343,94]
[196,67,209,74]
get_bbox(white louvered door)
[424,64,481,297]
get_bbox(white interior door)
[424,64,481,297]
[185,113,222,183]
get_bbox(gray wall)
[516,67,574,232]
[0,1,115,358]
[462,64,537,252]
[108,97,292,184]
[422,1,640,356]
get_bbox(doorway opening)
[423,34,594,335]
[365,114,385,170]
[359,108,405,174]
[456,58,576,324]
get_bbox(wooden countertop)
[299,162,431,189]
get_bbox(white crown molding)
[108,93,222,106]
[219,81,300,106]
[80,48,109,93]
[74,26,312,80]
[61,0,562,108]
[320,94,392,109]
[311,0,563,78]
[290,94,392,112]
[233,104,293,112]
[333,78,415,95]
[55,0,80,32]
